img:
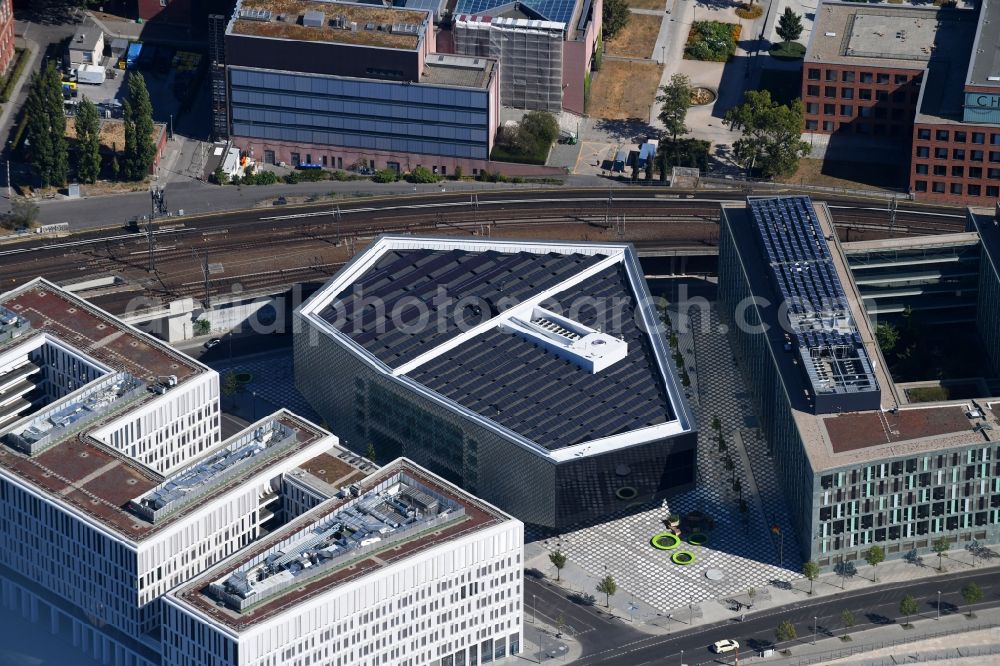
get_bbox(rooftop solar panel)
[406,263,675,450]
[454,0,578,24]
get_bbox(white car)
[711,639,740,654]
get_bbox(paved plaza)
[210,349,321,424]
[531,288,804,620]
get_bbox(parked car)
[204,337,222,349]
[711,639,739,654]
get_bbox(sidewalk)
[526,540,1000,638]
[519,616,582,664]
[766,604,1000,665]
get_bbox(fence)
[699,175,911,202]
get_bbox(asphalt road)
[534,564,1000,665]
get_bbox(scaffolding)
[454,15,564,112]
[209,14,230,140]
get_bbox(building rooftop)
[806,3,976,71]
[228,0,429,50]
[746,197,880,412]
[422,54,496,89]
[69,22,103,52]
[721,200,1000,471]
[172,459,512,630]
[968,0,1000,88]
[299,236,693,461]
[455,0,579,26]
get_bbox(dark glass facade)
[229,67,491,160]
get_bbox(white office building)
[163,458,523,666]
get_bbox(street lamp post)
[937,591,941,620]
[532,594,536,624]
[813,616,818,645]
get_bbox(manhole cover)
[705,568,725,581]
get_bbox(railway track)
[0,193,970,316]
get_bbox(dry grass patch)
[626,0,665,9]
[588,60,663,119]
[777,158,905,191]
[605,14,663,58]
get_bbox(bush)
[452,165,463,180]
[491,110,559,165]
[212,166,228,185]
[685,21,738,62]
[373,168,399,183]
[284,169,328,184]
[406,166,440,183]
[0,48,30,104]
[770,41,806,60]
[734,3,763,19]
[244,169,278,185]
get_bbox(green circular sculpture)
[672,550,696,565]
[688,533,708,546]
[651,532,681,550]
[615,486,638,500]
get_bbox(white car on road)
[711,639,740,654]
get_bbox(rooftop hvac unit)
[239,8,272,21]
[303,10,325,27]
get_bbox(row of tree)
[24,62,157,188]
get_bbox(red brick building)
[0,0,15,74]
[801,2,1000,205]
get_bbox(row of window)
[804,119,905,136]
[914,164,1000,179]
[807,68,912,85]
[913,180,995,197]
[804,85,916,105]
[916,128,1000,144]
[805,103,909,119]
[914,147,1000,162]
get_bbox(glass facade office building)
[229,68,492,162]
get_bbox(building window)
[932,182,945,193]
[860,72,873,83]
[264,150,275,164]
[826,70,838,81]
[841,71,856,82]
[841,88,854,100]
[808,68,821,80]
[951,183,963,195]
[877,73,890,84]
[895,74,908,84]
[917,147,929,157]
[993,134,1000,145]
[290,152,300,166]
[915,164,928,175]
[920,129,935,142]
[951,148,965,160]
[936,130,949,141]
[876,90,888,101]
[860,106,872,118]
[954,131,967,143]
[973,132,986,144]
[972,150,984,162]
[915,180,927,192]
[840,105,853,116]
[823,121,835,131]
[970,166,983,178]
[933,165,946,176]
[806,120,818,130]
[806,102,819,114]
[987,186,999,197]
[824,103,835,115]
[807,85,820,96]
[859,89,872,100]
[969,184,982,196]
[989,168,1000,180]
[934,147,948,159]
[825,86,837,98]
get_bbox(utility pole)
[203,255,210,308]
[888,196,898,235]
[6,159,10,199]
[146,216,155,273]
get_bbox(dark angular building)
[294,236,697,529]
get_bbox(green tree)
[212,166,229,185]
[898,594,918,626]
[864,545,885,582]
[365,442,377,463]
[221,372,240,397]
[776,7,803,43]
[656,73,692,143]
[1,198,40,230]
[602,0,630,40]
[549,550,567,581]
[74,96,101,183]
[840,609,856,636]
[961,581,983,617]
[775,620,797,642]
[596,574,617,608]
[875,322,900,354]
[24,62,69,187]
[123,72,156,180]
[932,537,949,571]
[373,168,399,183]
[723,90,810,179]
[407,166,439,183]
[802,560,820,595]
[519,110,559,146]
